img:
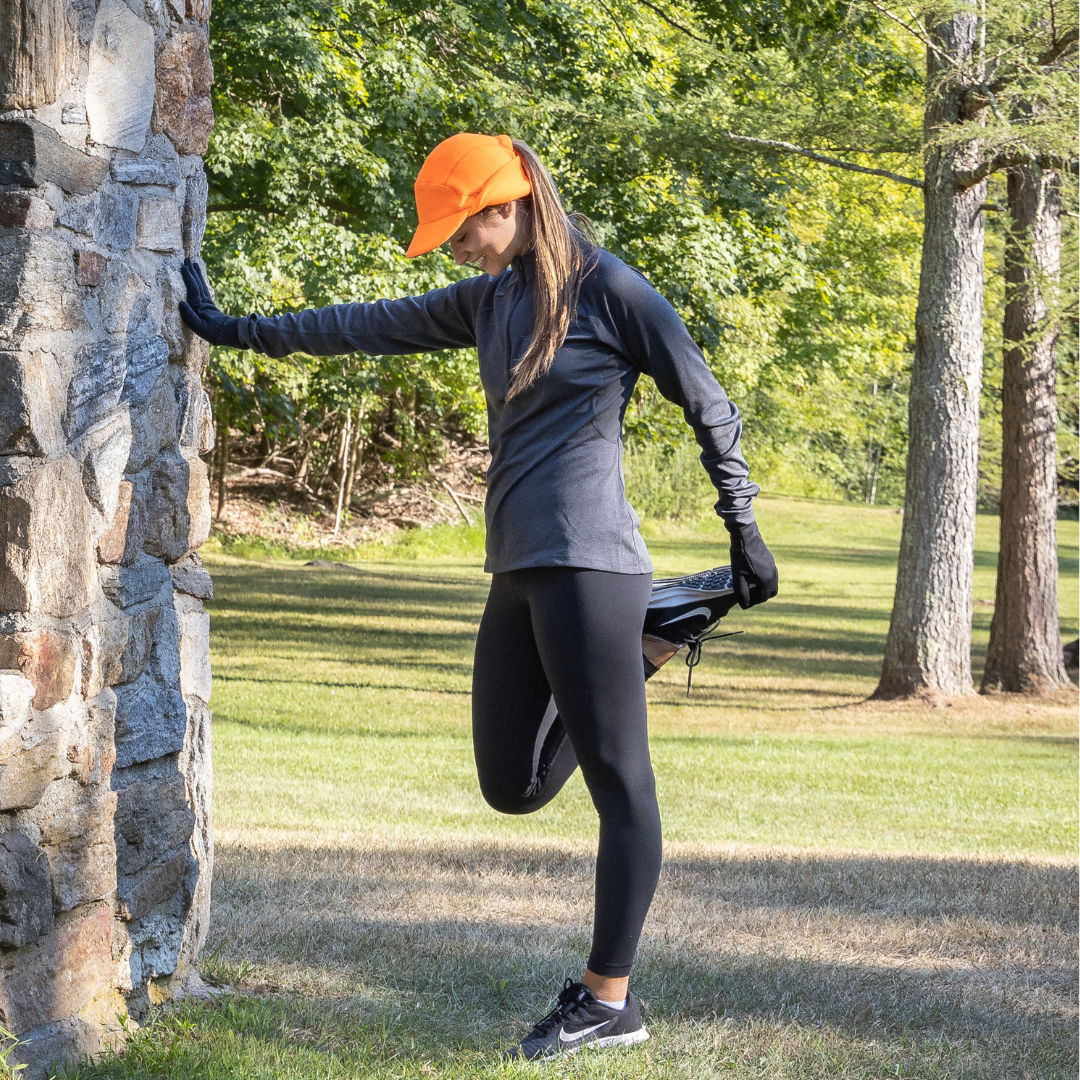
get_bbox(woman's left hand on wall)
[179,258,243,349]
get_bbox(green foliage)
[201,0,931,505]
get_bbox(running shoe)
[643,565,740,691]
[503,979,649,1061]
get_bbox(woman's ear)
[489,201,515,220]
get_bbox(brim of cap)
[406,209,468,258]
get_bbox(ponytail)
[506,141,594,399]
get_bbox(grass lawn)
[68,496,1078,1079]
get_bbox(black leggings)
[471,567,662,978]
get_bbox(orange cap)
[406,133,532,258]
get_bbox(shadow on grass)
[204,840,1078,1049]
[208,564,909,687]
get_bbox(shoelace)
[531,979,589,1036]
[684,630,743,696]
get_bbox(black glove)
[726,520,778,609]
[178,258,243,348]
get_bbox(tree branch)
[636,0,704,41]
[860,0,960,68]
[1037,25,1078,67]
[953,150,1080,189]
[720,132,924,188]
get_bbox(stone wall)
[0,0,214,1075]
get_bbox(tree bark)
[981,166,1070,693]
[334,409,352,534]
[215,415,229,520]
[874,12,986,700]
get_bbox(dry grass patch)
[193,833,1076,1077]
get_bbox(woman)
[180,133,777,1060]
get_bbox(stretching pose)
[180,133,777,1060]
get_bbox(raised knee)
[478,774,559,816]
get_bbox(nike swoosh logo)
[658,606,713,627]
[559,1020,614,1044]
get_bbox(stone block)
[136,198,182,253]
[187,0,212,23]
[0,456,99,619]
[98,553,170,609]
[144,451,210,562]
[97,480,133,565]
[86,0,156,153]
[111,158,181,188]
[113,774,194,877]
[56,192,98,236]
[93,185,138,250]
[149,596,180,688]
[46,830,116,913]
[78,411,132,520]
[0,629,77,711]
[28,778,117,912]
[176,603,210,703]
[29,778,117,847]
[0,902,112,1032]
[155,28,214,157]
[98,262,153,337]
[0,669,35,745]
[0,192,54,230]
[181,163,207,257]
[175,372,213,458]
[0,231,89,338]
[0,0,77,112]
[185,336,209,378]
[80,606,128,700]
[0,831,53,947]
[169,555,212,601]
[66,688,117,787]
[63,342,125,442]
[117,606,161,686]
[121,337,169,409]
[0,118,108,195]
[0,349,68,458]
[74,249,106,286]
[113,673,186,768]
[0,459,32,486]
[62,104,88,125]
[7,1018,101,1080]
[117,847,186,921]
[130,902,185,982]
[159,265,187,362]
[118,482,147,568]
[0,729,64,811]
[127,372,177,474]
[177,697,212,966]
[0,700,68,811]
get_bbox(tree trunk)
[343,398,366,511]
[874,12,986,700]
[334,409,352,534]
[981,166,1070,693]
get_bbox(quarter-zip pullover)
[236,245,758,574]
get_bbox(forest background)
[200,0,1079,527]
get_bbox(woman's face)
[449,201,529,276]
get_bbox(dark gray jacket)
[237,246,758,574]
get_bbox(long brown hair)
[505,141,594,399]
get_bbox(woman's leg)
[472,572,579,814]
[522,567,661,982]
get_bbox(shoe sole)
[521,1027,650,1061]
[586,1027,650,1050]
